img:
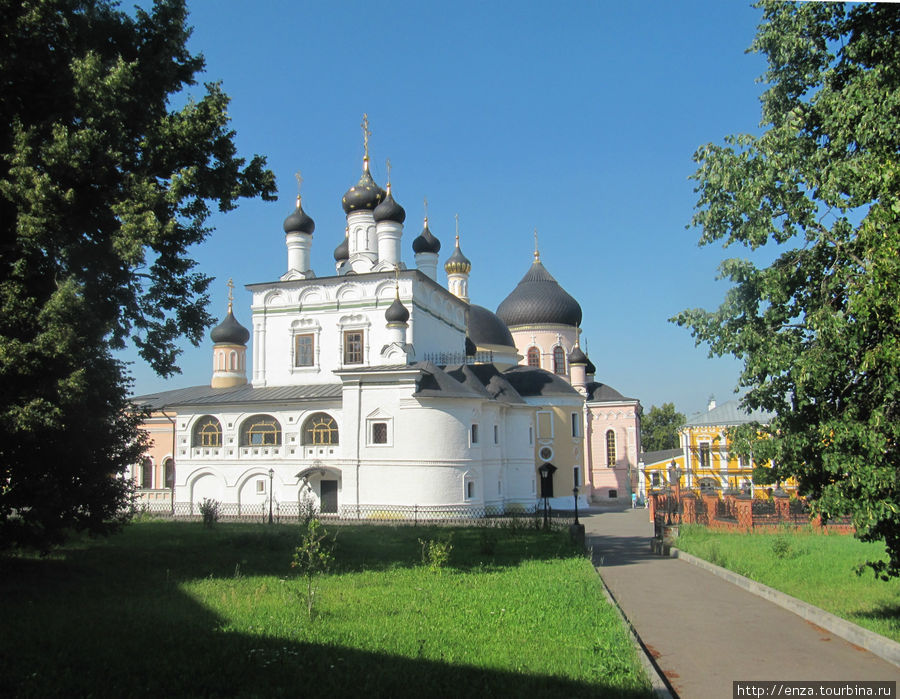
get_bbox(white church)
[132,124,642,518]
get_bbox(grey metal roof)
[446,364,528,405]
[468,304,515,348]
[413,362,486,399]
[586,382,637,403]
[131,383,343,410]
[685,399,774,428]
[502,365,581,398]
[496,259,582,328]
[641,448,683,466]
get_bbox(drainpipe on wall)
[355,379,362,519]
[162,408,176,516]
[583,405,593,497]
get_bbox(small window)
[372,422,388,444]
[493,425,499,444]
[163,458,174,488]
[573,466,580,487]
[528,426,534,445]
[552,346,566,375]
[539,446,553,461]
[651,473,661,487]
[256,479,266,494]
[571,412,580,438]
[466,480,475,499]
[141,457,152,489]
[294,333,314,367]
[527,346,540,367]
[471,424,479,445]
[609,489,618,499]
[606,430,616,467]
[343,330,364,365]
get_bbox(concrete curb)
[670,546,900,670]
[587,542,673,698]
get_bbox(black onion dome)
[334,231,349,261]
[342,163,386,214]
[384,296,410,324]
[373,185,406,223]
[468,304,515,348]
[465,336,477,356]
[210,308,250,345]
[283,197,315,234]
[496,260,582,328]
[444,237,471,274]
[568,346,588,365]
[412,220,441,254]
[585,354,597,375]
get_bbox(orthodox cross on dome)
[394,263,401,291]
[423,195,429,223]
[361,113,372,163]
[385,158,392,186]
[294,171,303,205]
[455,213,460,244]
[226,278,235,312]
[533,228,540,261]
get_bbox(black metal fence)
[138,500,575,528]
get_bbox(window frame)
[552,345,566,375]
[302,412,339,446]
[293,332,315,367]
[193,415,223,448]
[526,346,541,367]
[606,429,616,468]
[343,329,364,365]
[241,415,282,447]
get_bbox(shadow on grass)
[854,603,900,624]
[0,522,650,698]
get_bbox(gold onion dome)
[444,235,471,274]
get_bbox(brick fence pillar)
[732,495,753,529]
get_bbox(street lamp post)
[268,468,274,525]
[572,486,580,525]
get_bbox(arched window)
[241,415,282,446]
[302,412,339,446]
[527,347,541,367]
[192,416,222,448]
[229,351,237,371]
[164,458,175,488]
[552,346,566,375]
[141,457,153,489]
[606,430,616,468]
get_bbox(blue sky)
[124,0,771,417]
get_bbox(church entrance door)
[320,480,338,513]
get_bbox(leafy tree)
[640,403,686,452]
[673,1,900,578]
[0,0,276,551]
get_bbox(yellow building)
[640,398,776,497]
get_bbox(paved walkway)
[583,507,900,698]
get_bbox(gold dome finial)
[533,228,540,261]
[361,113,372,169]
[294,170,303,206]
[226,278,235,313]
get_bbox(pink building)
[496,249,642,503]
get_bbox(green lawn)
[0,520,652,698]
[675,525,900,642]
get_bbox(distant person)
[631,492,637,509]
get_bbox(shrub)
[419,535,453,572]
[198,498,219,528]
[291,519,336,618]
